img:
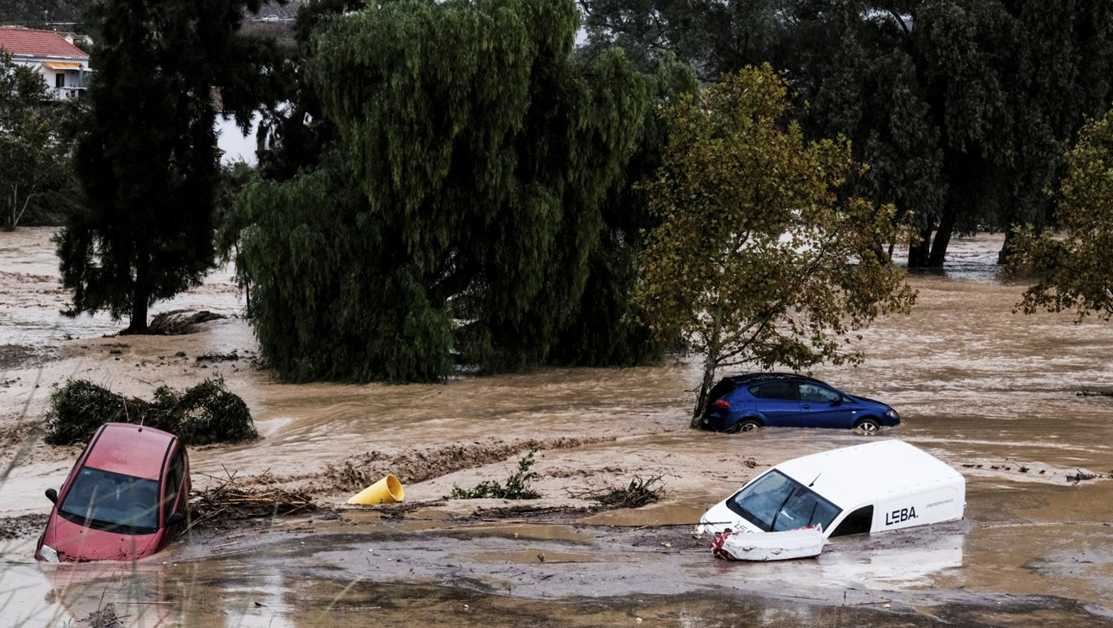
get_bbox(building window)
[55,73,65,88]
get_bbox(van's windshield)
[726,470,842,533]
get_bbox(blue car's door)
[748,382,802,426]
[797,383,855,428]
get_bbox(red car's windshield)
[59,466,161,535]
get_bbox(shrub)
[44,377,256,446]
[450,448,540,500]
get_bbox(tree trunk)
[691,352,719,428]
[907,225,932,268]
[127,251,151,334]
[927,208,956,268]
[997,227,1016,265]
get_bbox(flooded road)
[2,228,1112,627]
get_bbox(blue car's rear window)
[749,382,797,400]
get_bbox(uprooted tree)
[631,66,917,427]
[44,378,257,446]
[1006,108,1113,322]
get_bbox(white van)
[699,440,965,538]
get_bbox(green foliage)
[231,0,667,381]
[0,52,77,230]
[44,378,257,446]
[580,1,1113,268]
[551,55,700,366]
[450,448,540,500]
[232,164,455,382]
[55,0,283,333]
[632,66,916,424]
[43,380,146,446]
[578,0,799,80]
[1007,110,1113,321]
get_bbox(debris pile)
[83,602,124,628]
[144,309,225,335]
[322,436,613,491]
[44,377,256,446]
[196,351,240,363]
[189,471,317,530]
[569,475,667,509]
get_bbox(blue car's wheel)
[855,418,881,433]
[730,419,762,433]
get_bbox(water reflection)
[2,558,299,628]
[706,529,965,590]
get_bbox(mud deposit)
[2,228,1113,627]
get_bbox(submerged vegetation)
[44,377,257,446]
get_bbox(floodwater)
[2,228,1112,627]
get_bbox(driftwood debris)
[188,470,317,530]
[146,310,225,335]
[568,475,667,509]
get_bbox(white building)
[0,27,91,100]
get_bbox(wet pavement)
[2,229,1113,627]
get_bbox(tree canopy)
[230,0,678,382]
[0,52,75,230]
[579,0,1113,268]
[631,66,916,424]
[1007,109,1113,321]
[56,0,281,333]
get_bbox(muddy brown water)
[2,229,1113,627]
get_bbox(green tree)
[0,52,74,230]
[578,0,808,80]
[1007,110,1113,321]
[550,54,699,366]
[231,0,662,381]
[56,0,281,333]
[631,66,916,426]
[580,1,1113,269]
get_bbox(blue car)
[699,373,900,433]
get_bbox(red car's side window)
[163,450,186,520]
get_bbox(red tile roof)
[0,27,88,59]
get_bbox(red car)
[36,423,191,562]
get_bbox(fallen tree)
[44,377,256,446]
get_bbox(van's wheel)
[855,418,881,433]
[734,419,762,433]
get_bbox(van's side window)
[830,505,874,537]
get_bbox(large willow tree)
[232,0,660,381]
